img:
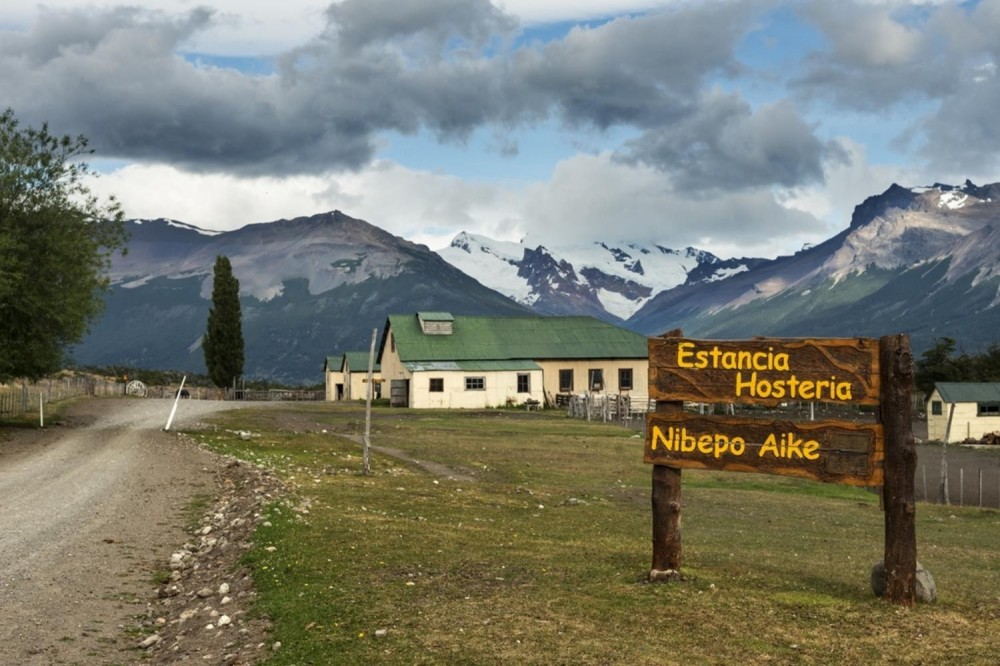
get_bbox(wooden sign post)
[646,332,917,605]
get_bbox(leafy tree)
[0,108,127,381]
[915,337,978,394]
[203,255,244,389]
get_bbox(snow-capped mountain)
[71,180,1000,383]
[627,180,1000,353]
[73,211,532,383]
[437,233,762,322]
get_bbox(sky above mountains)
[3,0,998,259]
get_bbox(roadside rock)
[870,560,937,603]
[137,452,286,664]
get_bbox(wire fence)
[916,445,1000,509]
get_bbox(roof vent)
[417,311,454,335]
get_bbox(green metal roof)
[403,359,541,372]
[343,351,380,373]
[386,314,648,362]
[935,382,1000,403]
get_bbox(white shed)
[926,382,1000,442]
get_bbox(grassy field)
[190,403,1000,665]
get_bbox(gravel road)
[0,398,268,665]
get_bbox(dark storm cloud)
[0,0,842,190]
[791,1,956,110]
[618,94,847,190]
[792,0,1000,175]
[509,3,755,129]
[325,0,517,55]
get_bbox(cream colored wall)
[378,334,410,383]
[325,370,344,401]
[926,392,1000,442]
[926,389,947,441]
[535,359,649,404]
[410,370,543,409]
[950,403,996,442]
[348,371,382,401]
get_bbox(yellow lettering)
[677,342,696,368]
[735,371,754,397]
[698,434,713,455]
[783,434,804,458]
[773,352,790,372]
[798,380,814,400]
[759,433,779,457]
[650,425,668,450]
[803,439,820,460]
[729,436,746,456]
[836,382,852,400]
[681,429,697,452]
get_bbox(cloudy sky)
[3,0,998,258]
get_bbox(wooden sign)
[645,332,917,606]
[646,412,884,486]
[649,337,879,406]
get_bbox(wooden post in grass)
[879,334,917,606]
[651,329,683,579]
[362,327,377,476]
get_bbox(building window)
[390,333,395,353]
[429,378,444,393]
[465,376,485,391]
[931,400,942,416]
[618,368,633,391]
[559,369,573,392]
[588,369,604,392]
[517,373,530,393]
[978,402,1000,416]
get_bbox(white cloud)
[777,138,915,234]
[521,153,829,258]
[3,0,684,55]
[86,160,527,249]
[90,153,837,260]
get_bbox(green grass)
[189,404,1000,665]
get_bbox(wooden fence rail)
[0,377,125,418]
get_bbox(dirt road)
[0,398,268,665]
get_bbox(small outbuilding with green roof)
[377,312,649,409]
[324,352,382,402]
[926,382,1000,442]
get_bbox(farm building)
[377,312,649,409]
[926,382,1000,442]
[323,352,381,402]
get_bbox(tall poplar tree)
[203,255,244,389]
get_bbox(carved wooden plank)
[645,413,884,486]
[649,337,880,406]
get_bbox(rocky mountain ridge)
[72,181,1000,383]
[72,211,532,383]
[626,180,1000,353]
[436,232,763,322]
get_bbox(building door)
[390,379,410,408]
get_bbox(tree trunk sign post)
[645,331,918,606]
